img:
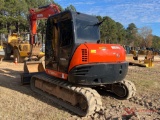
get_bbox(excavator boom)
[29,4,60,44]
[27,3,60,60]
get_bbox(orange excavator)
[21,7,136,117]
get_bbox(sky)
[54,0,160,36]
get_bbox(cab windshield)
[75,18,100,43]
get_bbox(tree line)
[97,16,160,50]
[0,0,160,50]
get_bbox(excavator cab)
[45,11,73,73]
[45,11,129,85]
[23,10,100,82]
[45,11,100,73]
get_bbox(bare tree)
[138,27,153,48]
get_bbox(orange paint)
[46,69,68,80]
[68,43,126,72]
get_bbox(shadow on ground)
[0,64,74,116]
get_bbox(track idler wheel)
[111,80,136,99]
[78,96,88,110]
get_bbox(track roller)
[110,80,136,99]
[97,80,136,100]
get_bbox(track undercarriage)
[30,73,103,116]
[29,73,136,117]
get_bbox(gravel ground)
[0,60,159,120]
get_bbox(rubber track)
[119,80,136,99]
[30,73,102,117]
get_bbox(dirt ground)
[0,60,160,120]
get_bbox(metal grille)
[82,49,88,62]
[72,66,91,75]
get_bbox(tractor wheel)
[4,47,11,60]
[13,49,24,63]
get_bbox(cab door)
[45,18,59,71]
[58,19,74,73]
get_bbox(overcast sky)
[54,0,160,36]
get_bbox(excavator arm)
[29,4,60,44]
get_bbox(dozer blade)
[21,61,45,85]
[24,61,45,73]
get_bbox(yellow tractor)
[124,45,154,67]
[3,33,44,63]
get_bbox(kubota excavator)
[21,10,136,117]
